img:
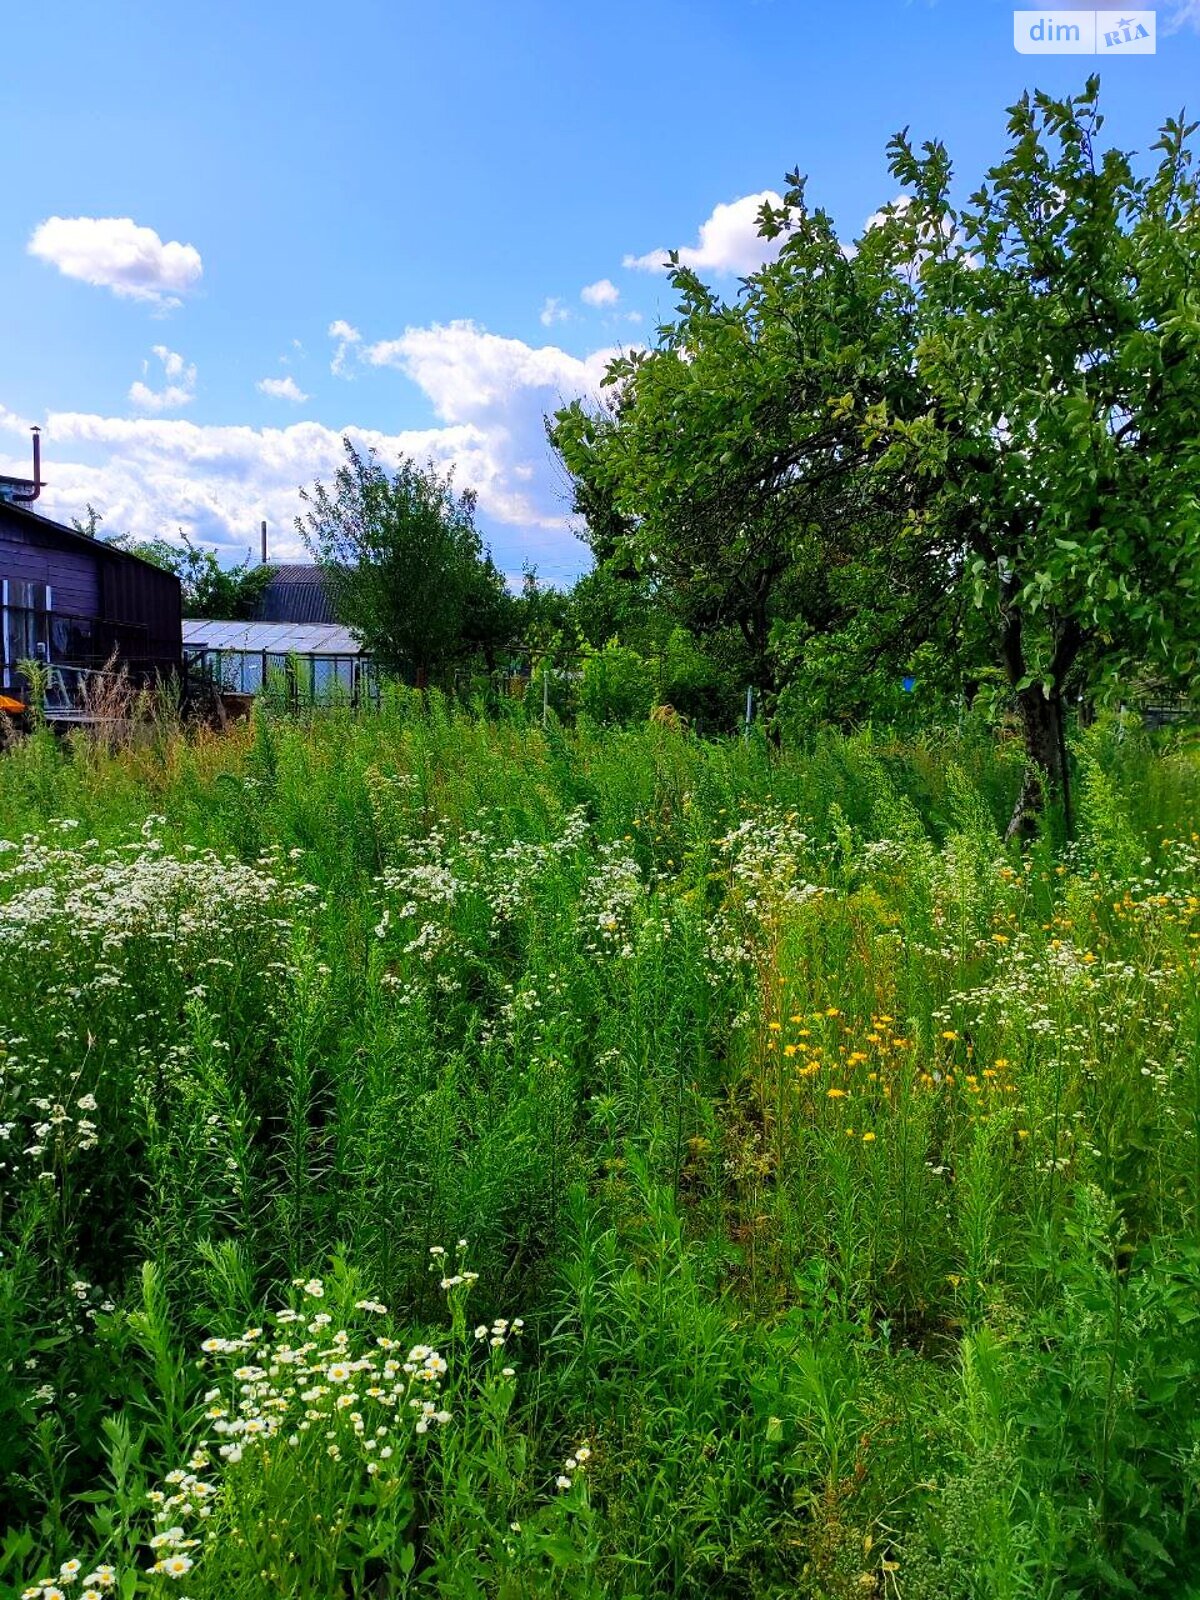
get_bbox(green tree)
[552,81,1200,835]
[862,79,1200,832]
[578,639,655,725]
[550,172,919,712]
[297,440,515,680]
[510,567,575,661]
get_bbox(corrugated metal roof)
[255,564,339,624]
[263,564,326,585]
[183,618,366,655]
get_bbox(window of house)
[1,579,51,689]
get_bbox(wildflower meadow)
[2,698,1199,1599]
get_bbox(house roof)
[183,617,366,655]
[0,498,183,587]
[0,476,37,500]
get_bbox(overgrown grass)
[1,697,1198,1598]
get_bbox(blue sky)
[2,0,1198,583]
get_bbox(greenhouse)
[182,617,376,703]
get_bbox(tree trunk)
[1006,685,1070,843]
[995,567,1080,844]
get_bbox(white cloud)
[128,382,194,412]
[257,375,309,403]
[129,346,197,412]
[156,346,190,381]
[580,277,619,307]
[1165,1,1200,30]
[328,319,361,376]
[623,190,786,277]
[28,216,202,308]
[539,296,570,326]
[363,319,623,527]
[1,414,483,567]
[1,322,626,581]
[0,404,34,436]
[364,320,616,424]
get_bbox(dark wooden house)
[1,434,182,697]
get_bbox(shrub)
[577,641,654,726]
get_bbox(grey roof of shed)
[254,564,339,624]
[261,564,326,585]
[183,618,367,655]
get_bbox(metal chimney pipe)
[261,519,268,564]
[13,426,42,503]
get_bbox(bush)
[577,640,654,726]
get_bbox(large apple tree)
[867,79,1200,832]
[553,81,1200,836]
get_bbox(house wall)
[0,515,102,616]
[100,552,183,665]
[0,504,182,676]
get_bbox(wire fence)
[183,642,764,735]
[183,646,1199,740]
